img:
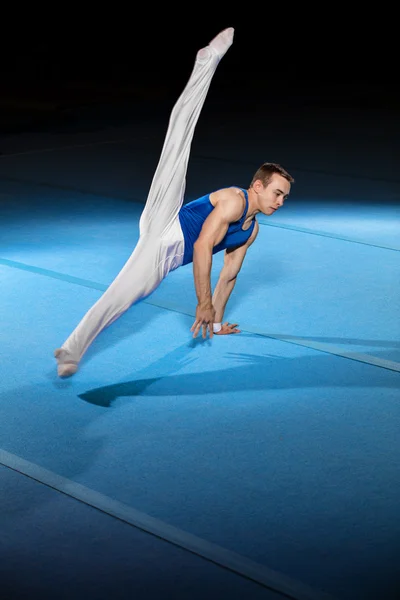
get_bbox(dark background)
[1,11,399,134]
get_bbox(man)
[55,27,294,377]
[186,162,293,340]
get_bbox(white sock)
[54,348,78,378]
[209,27,234,58]
[197,27,234,62]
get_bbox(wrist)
[198,299,213,308]
[213,322,222,333]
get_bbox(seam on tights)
[139,250,185,293]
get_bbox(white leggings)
[59,42,224,366]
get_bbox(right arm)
[190,190,245,338]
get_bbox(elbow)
[193,239,213,255]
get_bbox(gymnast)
[55,27,294,377]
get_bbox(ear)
[253,179,264,193]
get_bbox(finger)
[190,319,199,332]
[202,323,208,339]
[192,321,202,338]
[208,322,214,338]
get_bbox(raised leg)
[139,27,234,235]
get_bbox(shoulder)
[209,187,246,221]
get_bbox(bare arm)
[213,219,259,323]
[191,189,245,338]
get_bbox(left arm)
[212,219,259,326]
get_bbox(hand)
[191,303,216,339]
[215,322,241,335]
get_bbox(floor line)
[0,257,108,291]
[0,449,337,600]
[257,220,399,253]
[0,138,127,159]
[2,257,398,373]
[252,332,400,373]
[0,174,138,203]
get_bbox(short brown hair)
[250,162,294,187]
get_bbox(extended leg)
[55,229,181,376]
[139,27,234,235]
[55,28,234,377]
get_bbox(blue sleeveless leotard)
[178,188,255,265]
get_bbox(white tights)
[55,28,234,376]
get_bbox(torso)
[178,186,257,266]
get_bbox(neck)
[246,187,261,218]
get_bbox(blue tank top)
[178,188,255,265]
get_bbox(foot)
[54,348,78,378]
[197,27,234,62]
[209,27,234,57]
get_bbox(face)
[254,173,291,216]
